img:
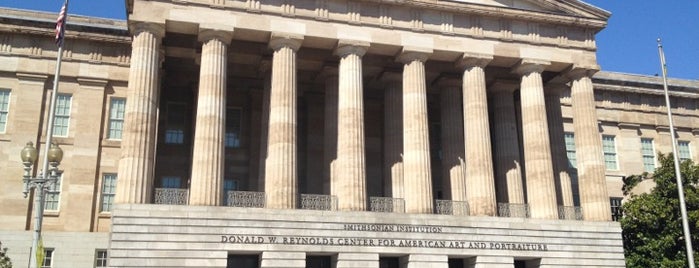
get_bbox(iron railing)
[558,206,583,220]
[497,203,530,218]
[299,194,337,211]
[227,191,265,208]
[154,188,189,205]
[435,200,470,216]
[369,197,406,213]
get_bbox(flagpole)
[657,38,696,268]
[30,1,68,267]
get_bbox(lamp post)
[20,141,63,268]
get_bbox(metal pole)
[658,38,696,268]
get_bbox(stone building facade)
[0,0,697,267]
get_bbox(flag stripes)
[55,1,68,47]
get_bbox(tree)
[0,240,12,268]
[621,153,699,268]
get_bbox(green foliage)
[621,153,699,267]
[0,241,12,268]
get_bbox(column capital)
[335,40,369,58]
[397,47,431,64]
[565,65,600,80]
[129,22,165,39]
[513,58,550,75]
[198,29,233,45]
[456,52,493,69]
[269,32,303,51]
[489,79,519,94]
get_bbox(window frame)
[678,140,692,162]
[95,249,108,268]
[53,94,72,137]
[640,137,656,172]
[564,132,577,168]
[107,98,126,140]
[0,89,10,133]
[225,107,242,148]
[44,173,63,211]
[610,197,623,222]
[602,135,619,170]
[41,248,54,268]
[100,174,117,213]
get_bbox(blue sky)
[2,0,697,80]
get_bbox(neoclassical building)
[0,0,698,267]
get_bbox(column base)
[260,251,306,268]
[402,254,448,268]
[336,253,379,268]
[466,256,514,268]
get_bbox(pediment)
[445,0,610,20]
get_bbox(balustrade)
[435,200,470,216]
[299,194,337,211]
[227,191,266,208]
[558,206,583,220]
[369,197,405,213]
[154,188,189,205]
[497,203,530,218]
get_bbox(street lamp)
[20,141,63,268]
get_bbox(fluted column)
[568,68,611,221]
[322,67,339,195]
[438,78,466,201]
[545,83,574,207]
[116,23,164,204]
[334,41,369,211]
[258,60,272,192]
[382,72,404,198]
[188,30,232,206]
[264,33,303,209]
[514,60,558,219]
[490,80,525,204]
[398,50,433,213]
[459,54,496,216]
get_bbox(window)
[678,141,692,162]
[641,138,656,172]
[53,94,72,137]
[564,132,577,168]
[165,103,185,144]
[223,179,239,205]
[0,89,10,133]
[45,173,62,211]
[95,250,108,267]
[107,98,126,139]
[161,176,182,188]
[100,174,117,212]
[227,254,259,268]
[379,257,400,268]
[602,135,618,170]
[610,197,623,221]
[226,108,242,148]
[41,248,54,268]
[306,256,332,268]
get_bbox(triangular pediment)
[446,0,610,20]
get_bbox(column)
[260,252,306,268]
[382,72,404,198]
[322,67,339,195]
[490,80,525,204]
[336,253,379,268]
[188,30,232,206]
[398,50,433,213]
[264,33,303,209]
[438,78,466,201]
[568,68,611,221]
[258,60,271,191]
[459,54,496,216]
[514,59,558,219]
[545,83,574,207]
[116,22,164,204]
[335,41,369,210]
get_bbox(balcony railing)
[497,203,530,218]
[558,206,583,220]
[434,200,470,216]
[299,194,337,211]
[369,197,405,213]
[154,188,189,205]
[227,191,265,208]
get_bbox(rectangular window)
[107,98,126,139]
[602,135,618,170]
[41,248,54,268]
[225,108,242,148]
[165,103,185,144]
[227,254,259,268]
[45,174,62,211]
[678,141,692,162]
[95,250,108,268]
[53,94,72,137]
[564,132,577,168]
[100,174,117,212]
[610,197,623,221]
[641,138,656,172]
[161,176,182,188]
[306,256,332,268]
[0,89,10,133]
[223,179,239,205]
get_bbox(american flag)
[55,1,68,46]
